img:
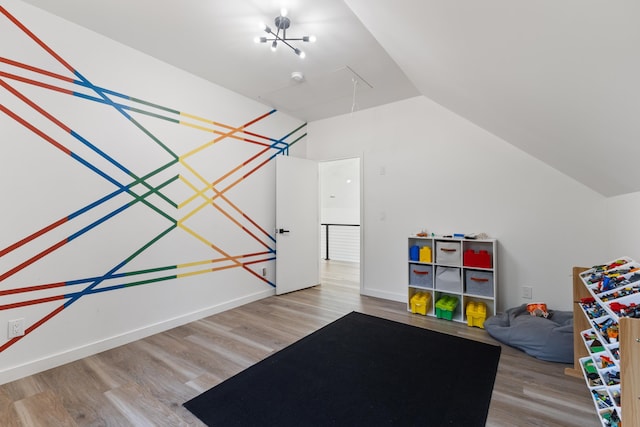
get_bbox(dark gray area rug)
[184,311,501,426]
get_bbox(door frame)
[318,155,364,293]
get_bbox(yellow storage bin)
[466,301,487,328]
[410,292,431,315]
[419,246,432,263]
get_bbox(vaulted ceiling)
[19,0,640,197]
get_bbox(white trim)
[360,288,405,303]
[0,289,275,385]
[358,155,365,294]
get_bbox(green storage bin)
[435,295,459,320]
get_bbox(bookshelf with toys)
[407,234,497,328]
[565,257,640,427]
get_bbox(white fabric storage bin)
[465,270,494,297]
[409,264,433,288]
[436,241,461,265]
[435,267,461,292]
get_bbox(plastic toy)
[591,389,613,409]
[582,358,597,375]
[463,249,491,268]
[409,245,420,261]
[599,355,615,368]
[609,389,621,406]
[606,259,628,270]
[601,369,620,386]
[435,295,458,320]
[579,298,607,319]
[586,371,602,387]
[606,325,619,343]
[419,246,432,263]
[601,408,621,427]
[526,303,549,318]
[465,301,487,328]
[589,339,604,353]
[610,347,620,361]
[608,302,629,315]
[410,292,431,315]
[589,259,627,275]
[593,317,617,342]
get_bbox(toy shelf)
[565,259,640,427]
[407,236,497,327]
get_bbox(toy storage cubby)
[564,258,640,427]
[407,236,497,326]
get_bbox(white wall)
[606,191,640,259]
[319,158,360,225]
[308,96,608,311]
[0,0,303,383]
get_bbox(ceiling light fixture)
[255,8,315,58]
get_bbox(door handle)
[277,228,290,234]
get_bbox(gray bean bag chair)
[484,304,573,363]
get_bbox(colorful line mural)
[0,5,306,353]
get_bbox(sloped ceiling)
[16,0,640,196]
[344,0,640,197]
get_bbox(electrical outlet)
[522,286,533,300]
[261,267,267,277]
[8,318,25,339]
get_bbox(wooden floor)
[0,260,600,426]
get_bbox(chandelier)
[255,9,316,58]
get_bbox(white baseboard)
[0,288,275,385]
[360,287,406,303]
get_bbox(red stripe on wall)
[26,304,66,333]
[0,282,66,297]
[0,217,68,258]
[242,213,272,240]
[0,71,74,97]
[0,77,73,132]
[241,227,271,250]
[0,304,66,352]
[0,57,76,83]
[0,105,72,156]
[0,6,76,74]
[0,239,68,283]
[242,251,273,259]
[241,265,271,284]
[0,294,65,311]
[242,110,274,128]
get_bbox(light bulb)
[259,22,271,33]
[280,8,288,17]
[271,40,277,51]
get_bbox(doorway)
[318,158,361,290]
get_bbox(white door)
[276,155,319,295]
